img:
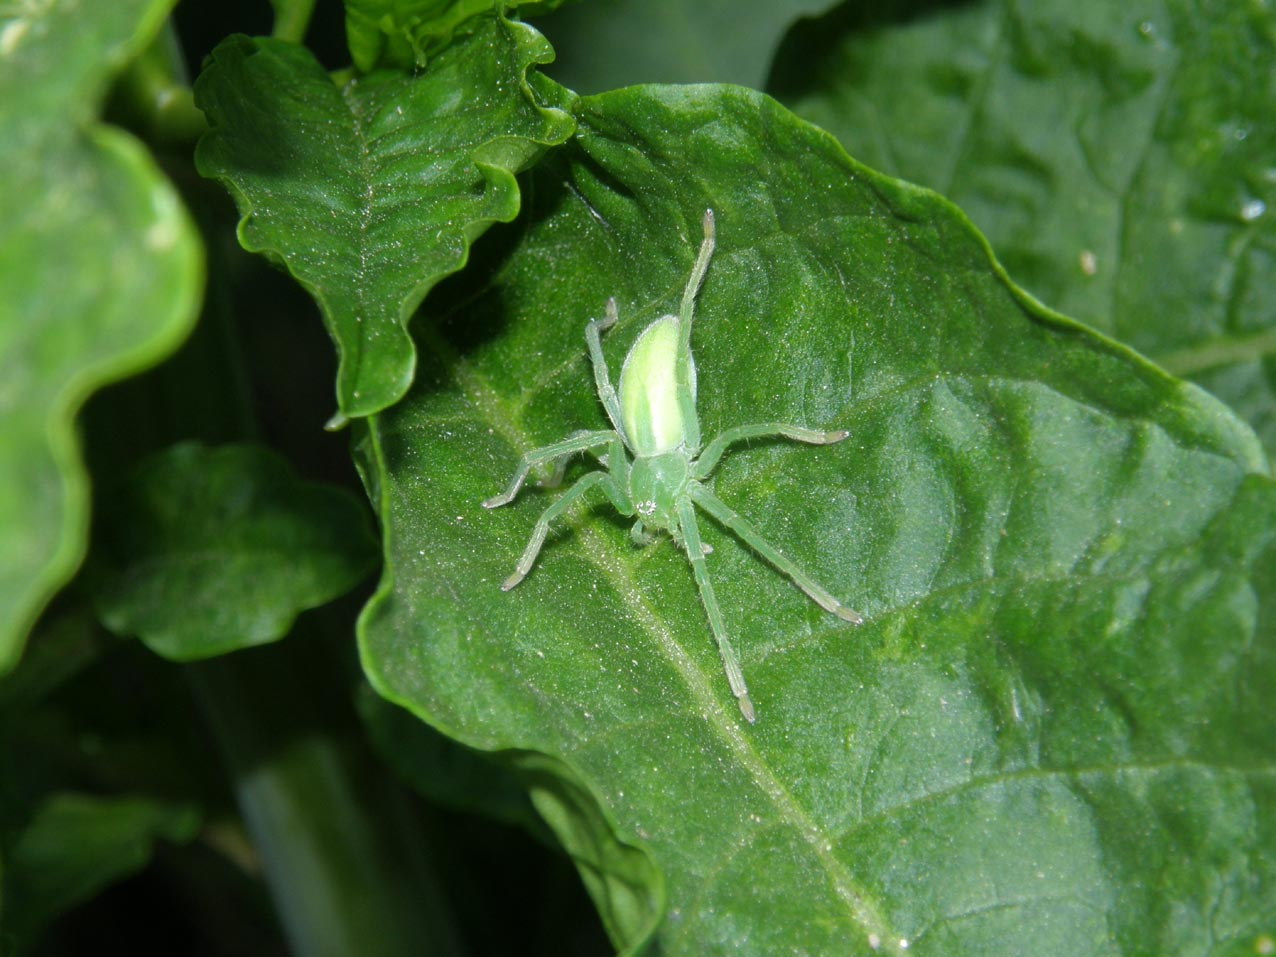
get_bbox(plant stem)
[272,0,318,44]
[187,637,467,957]
[109,20,207,146]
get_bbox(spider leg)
[483,430,617,509]
[675,497,755,723]
[538,430,614,489]
[678,209,715,351]
[688,483,863,624]
[586,298,628,441]
[501,470,633,591]
[692,422,849,480]
[675,210,715,453]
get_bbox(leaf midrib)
[340,77,381,385]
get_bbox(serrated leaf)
[770,0,1276,456]
[1,792,200,947]
[0,0,204,675]
[356,85,1276,955]
[193,14,575,421]
[345,0,576,72]
[541,0,839,92]
[88,443,377,660]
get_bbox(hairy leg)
[688,483,862,624]
[501,470,633,591]
[483,430,617,509]
[693,423,848,480]
[585,298,627,440]
[676,497,755,723]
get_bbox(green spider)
[483,210,861,722]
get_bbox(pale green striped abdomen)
[618,316,696,454]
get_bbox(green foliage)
[4,1,1274,955]
[357,83,1275,954]
[2,793,200,946]
[541,0,839,91]
[0,0,203,675]
[88,442,378,660]
[346,0,575,71]
[195,12,574,422]
[770,0,1276,457]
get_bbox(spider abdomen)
[618,316,698,455]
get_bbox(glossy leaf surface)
[193,13,574,421]
[89,443,378,660]
[357,85,1276,955]
[0,0,203,674]
[771,0,1276,455]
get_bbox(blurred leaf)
[0,640,224,831]
[0,0,203,675]
[89,443,377,660]
[345,0,576,72]
[194,13,575,422]
[0,608,105,714]
[356,684,547,835]
[770,0,1276,456]
[540,0,840,93]
[356,84,1276,954]
[1,791,200,948]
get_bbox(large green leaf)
[356,85,1276,954]
[0,0,204,675]
[88,443,378,661]
[193,13,575,423]
[541,0,839,93]
[770,0,1276,456]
